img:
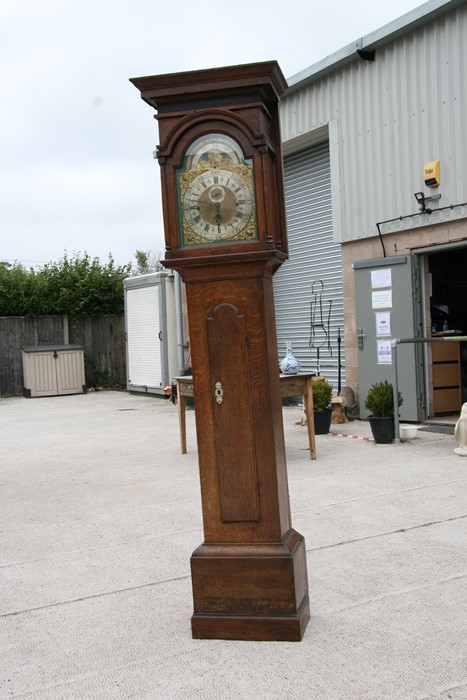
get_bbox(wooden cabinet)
[432,341,461,414]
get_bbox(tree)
[133,249,165,275]
[0,252,132,317]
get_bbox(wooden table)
[175,373,318,460]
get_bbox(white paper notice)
[376,312,391,336]
[371,268,392,289]
[372,289,393,309]
[377,340,392,365]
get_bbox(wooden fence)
[0,315,126,396]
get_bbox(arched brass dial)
[177,134,257,246]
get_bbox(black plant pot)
[313,408,333,435]
[368,416,395,444]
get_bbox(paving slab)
[0,391,466,699]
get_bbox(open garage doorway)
[425,245,467,417]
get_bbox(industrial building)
[276,0,467,421]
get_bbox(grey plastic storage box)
[22,345,86,398]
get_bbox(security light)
[414,192,431,214]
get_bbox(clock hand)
[215,202,222,234]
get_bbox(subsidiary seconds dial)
[183,168,254,242]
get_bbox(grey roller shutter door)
[274,141,345,390]
[126,284,162,388]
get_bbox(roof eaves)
[285,0,465,95]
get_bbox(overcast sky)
[1,0,427,270]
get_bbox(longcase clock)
[131,61,310,641]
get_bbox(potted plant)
[364,380,403,444]
[312,379,333,434]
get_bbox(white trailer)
[124,272,179,396]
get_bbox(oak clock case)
[177,133,257,247]
[130,61,309,642]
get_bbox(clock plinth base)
[191,601,310,642]
[190,529,310,641]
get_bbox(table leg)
[304,377,316,460]
[176,380,187,454]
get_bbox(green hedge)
[0,253,132,317]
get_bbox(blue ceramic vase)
[280,341,300,375]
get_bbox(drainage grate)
[419,425,455,435]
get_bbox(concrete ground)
[0,390,466,700]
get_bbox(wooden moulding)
[191,529,310,641]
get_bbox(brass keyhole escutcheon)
[215,381,224,404]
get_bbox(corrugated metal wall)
[274,142,345,390]
[280,3,467,242]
